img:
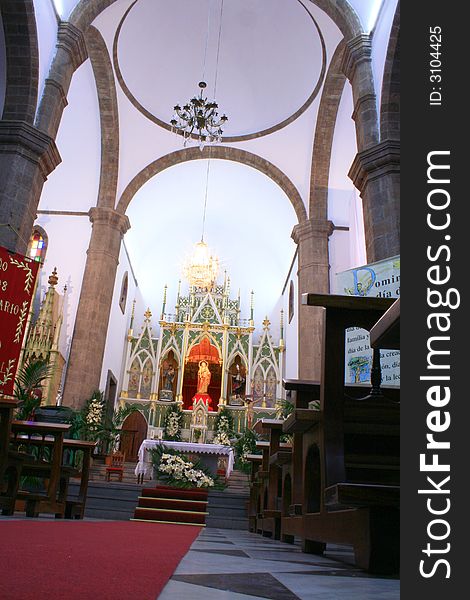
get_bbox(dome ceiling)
[114,0,326,139]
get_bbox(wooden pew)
[295,293,399,573]
[253,420,292,540]
[60,439,97,519]
[244,453,263,532]
[281,380,320,544]
[10,420,71,518]
[0,398,25,515]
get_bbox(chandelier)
[170,0,227,148]
[183,239,219,289]
[171,81,228,147]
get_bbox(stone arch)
[117,146,308,224]
[69,0,364,41]
[380,2,400,141]
[0,0,38,123]
[309,40,347,220]
[86,26,119,209]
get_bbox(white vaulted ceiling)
[39,0,393,331]
[115,0,326,138]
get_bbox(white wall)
[39,58,101,212]
[281,254,299,379]
[51,0,78,20]
[99,242,140,392]
[33,214,92,359]
[371,0,399,120]
[33,0,58,109]
[346,0,384,33]
[327,80,363,284]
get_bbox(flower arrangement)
[163,404,183,441]
[74,391,106,442]
[150,445,224,489]
[212,407,234,446]
[85,394,105,431]
[234,428,261,473]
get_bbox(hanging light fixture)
[170,0,228,148]
[183,154,220,289]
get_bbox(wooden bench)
[294,293,399,573]
[60,439,97,519]
[244,453,263,532]
[0,398,25,515]
[10,420,71,518]
[253,420,294,540]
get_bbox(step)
[205,516,249,529]
[134,507,206,525]
[138,497,208,512]
[67,480,141,521]
[131,518,205,527]
[142,486,208,501]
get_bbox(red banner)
[0,246,40,397]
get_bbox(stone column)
[62,207,130,409]
[35,23,88,139]
[292,219,333,381]
[0,22,86,254]
[0,122,60,253]
[342,35,400,262]
[349,140,400,261]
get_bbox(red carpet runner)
[0,520,200,600]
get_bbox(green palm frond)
[14,358,53,400]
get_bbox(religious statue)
[197,360,211,394]
[231,364,245,397]
[243,396,260,429]
[162,364,175,391]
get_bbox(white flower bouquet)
[150,445,225,489]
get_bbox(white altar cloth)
[135,439,235,479]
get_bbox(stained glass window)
[28,229,47,263]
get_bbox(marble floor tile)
[158,580,268,600]
[159,527,399,600]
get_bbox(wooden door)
[120,411,148,462]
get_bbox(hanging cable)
[201,0,211,83]
[213,0,225,98]
[201,150,212,242]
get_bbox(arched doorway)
[119,411,147,462]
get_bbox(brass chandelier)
[170,81,227,148]
[171,0,227,148]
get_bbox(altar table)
[135,440,234,480]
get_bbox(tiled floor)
[158,528,400,600]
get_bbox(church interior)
[0,1,400,598]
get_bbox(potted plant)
[14,358,52,421]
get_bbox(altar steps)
[67,480,141,520]
[131,486,209,527]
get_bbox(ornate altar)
[119,274,285,440]
[190,398,209,443]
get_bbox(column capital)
[291,219,334,245]
[0,120,61,178]
[349,139,400,192]
[57,22,88,70]
[341,34,373,81]
[88,207,130,236]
